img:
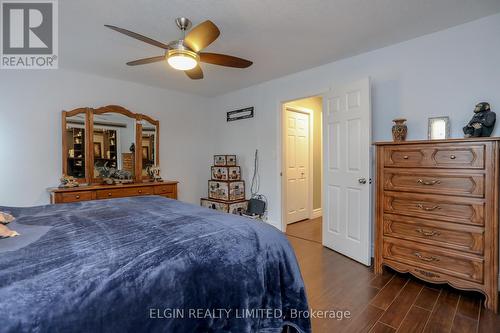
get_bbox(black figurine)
[463,102,496,137]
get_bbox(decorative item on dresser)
[53,105,179,203]
[391,118,408,141]
[374,137,499,312]
[201,155,248,215]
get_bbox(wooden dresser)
[374,138,498,312]
[49,181,178,204]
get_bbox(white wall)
[208,13,500,229]
[0,69,211,206]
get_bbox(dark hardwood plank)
[478,307,500,333]
[370,322,396,333]
[370,269,395,289]
[397,306,431,333]
[342,304,384,333]
[379,280,423,327]
[423,288,460,333]
[456,294,481,320]
[370,275,409,310]
[451,314,478,333]
[414,287,440,310]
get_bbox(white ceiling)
[60,0,500,97]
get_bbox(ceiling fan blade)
[104,25,170,50]
[185,65,204,80]
[183,20,220,52]
[199,53,253,68]
[126,56,165,66]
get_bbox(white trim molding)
[311,208,322,219]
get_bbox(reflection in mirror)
[65,114,86,178]
[142,120,156,177]
[93,113,136,179]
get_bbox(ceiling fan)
[104,18,253,80]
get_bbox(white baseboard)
[311,208,322,219]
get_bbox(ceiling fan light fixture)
[167,49,199,71]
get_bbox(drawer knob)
[416,228,440,237]
[138,190,142,193]
[416,203,440,211]
[417,179,441,186]
[403,155,409,160]
[108,193,112,196]
[414,252,439,262]
[76,195,80,199]
[450,154,456,159]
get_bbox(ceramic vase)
[392,118,407,141]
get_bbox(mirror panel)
[92,113,136,179]
[65,113,86,179]
[141,119,157,178]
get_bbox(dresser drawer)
[383,238,484,283]
[384,144,485,169]
[383,214,484,254]
[384,170,485,198]
[96,186,153,199]
[153,184,176,196]
[384,191,484,226]
[58,191,93,203]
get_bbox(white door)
[285,108,310,224]
[323,78,372,266]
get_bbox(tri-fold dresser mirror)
[62,105,159,184]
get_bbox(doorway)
[282,96,323,243]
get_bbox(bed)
[0,196,311,333]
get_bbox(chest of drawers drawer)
[383,170,485,198]
[383,144,485,169]
[383,191,484,226]
[383,238,484,283]
[58,191,93,203]
[96,186,153,200]
[153,184,176,196]
[383,214,484,254]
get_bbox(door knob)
[358,178,367,184]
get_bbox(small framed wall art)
[428,116,450,140]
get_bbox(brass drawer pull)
[416,228,440,237]
[414,252,439,262]
[417,179,441,186]
[108,193,112,197]
[416,203,440,211]
[450,155,456,159]
[403,155,409,159]
[138,190,142,193]
[76,195,80,199]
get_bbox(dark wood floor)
[286,219,500,333]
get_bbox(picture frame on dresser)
[374,138,498,313]
[428,116,450,140]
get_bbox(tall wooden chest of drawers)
[374,138,499,312]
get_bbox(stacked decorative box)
[201,155,248,215]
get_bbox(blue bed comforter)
[0,196,311,333]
